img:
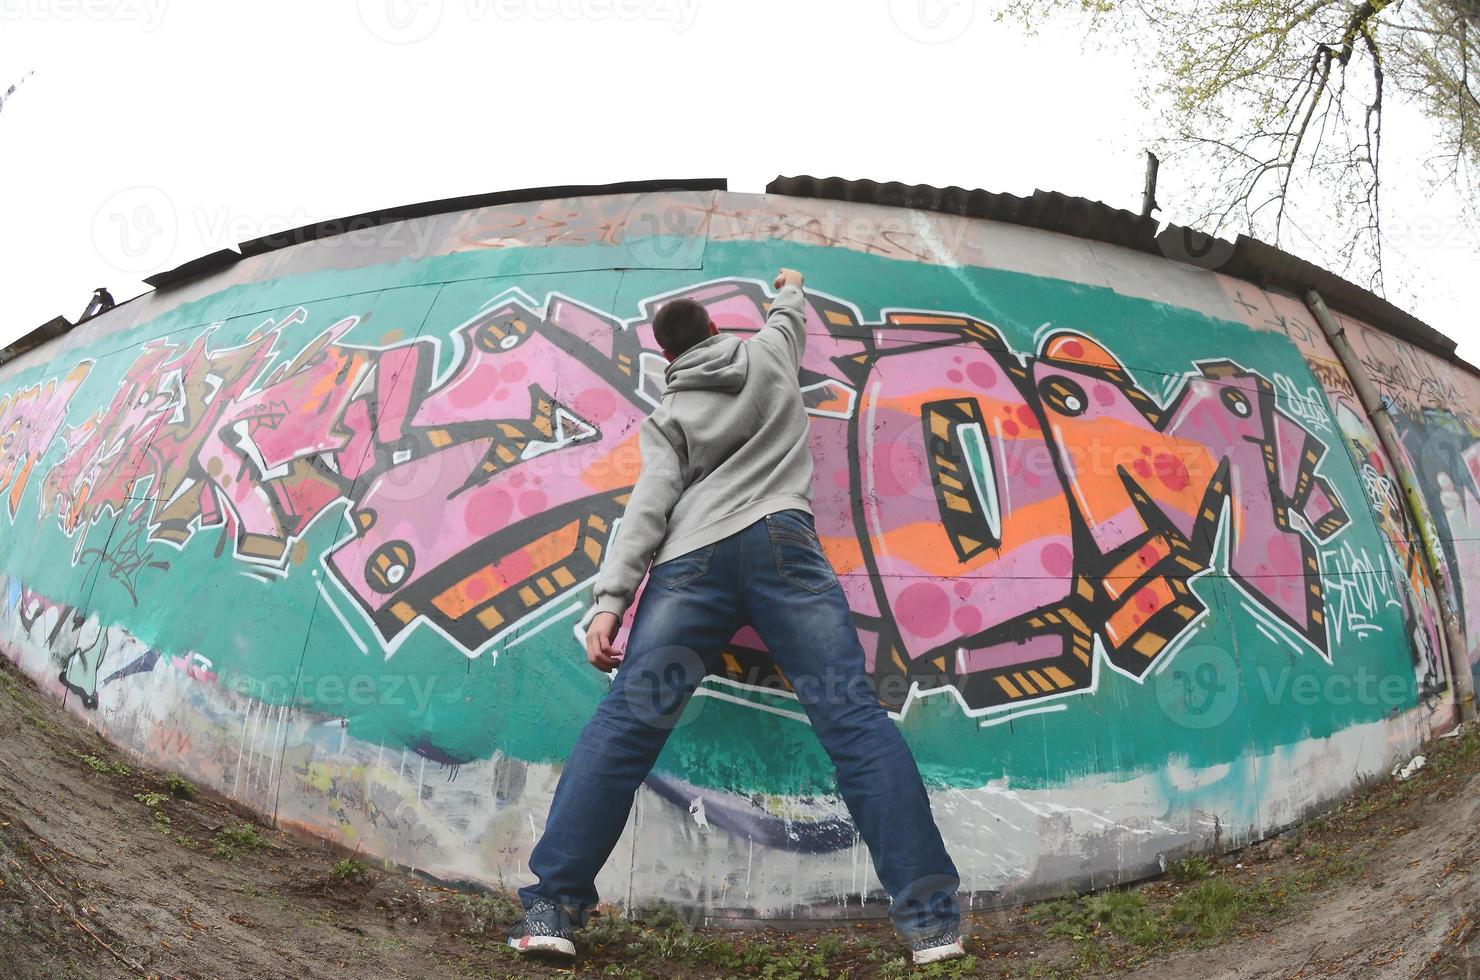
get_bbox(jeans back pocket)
[650,544,716,590]
[765,511,838,594]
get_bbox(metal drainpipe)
[1306,290,1477,722]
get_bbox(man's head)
[653,298,718,362]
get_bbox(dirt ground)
[1,653,1477,979]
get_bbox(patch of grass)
[1032,889,1163,947]
[456,890,523,935]
[133,790,173,832]
[162,773,195,799]
[579,911,646,950]
[1167,854,1215,882]
[329,858,368,880]
[75,752,129,776]
[212,823,267,859]
[1164,878,1243,940]
[633,901,687,930]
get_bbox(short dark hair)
[653,299,712,357]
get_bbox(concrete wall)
[0,189,1463,921]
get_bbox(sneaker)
[507,900,576,959]
[910,930,965,965]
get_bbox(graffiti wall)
[1236,285,1480,692]
[0,190,1462,919]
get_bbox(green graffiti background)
[0,237,1420,801]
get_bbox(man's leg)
[518,536,742,928]
[741,510,960,942]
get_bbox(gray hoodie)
[587,283,812,622]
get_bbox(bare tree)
[1008,0,1479,294]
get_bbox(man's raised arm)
[754,267,807,370]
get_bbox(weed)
[134,791,168,809]
[580,912,646,949]
[1165,878,1242,940]
[456,890,523,935]
[1033,890,1163,947]
[634,902,687,930]
[163,774,195,798]
[76,752,129,777]
[213,823,267,859]
[1167,854,1215,882]
[329,858,368,880]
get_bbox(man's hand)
[585,611,623,671]
[774,268,804,291]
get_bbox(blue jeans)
[519,509,960,940]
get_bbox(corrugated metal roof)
[3,174,1460,374]
[766,174,1459,365]
[1,178,727,368]
[0,316,72,367]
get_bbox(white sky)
[1,0,1474,358]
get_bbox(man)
[508,269,964,965]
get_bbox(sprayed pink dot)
[874,442,922,496]
[1060,340,1085,360]
[518,490,548,514]
[465,491,512,536]
[500,551,532,584]
[1133,459,1152,479]
[1135,587,1161,613]
[448,379,485,409]
[1093,383,1116,406]
[574,388,617,423]
[966,361,997,389]
[500,361,528,383]
[464,576,490,602]
[1041,542,1073,577]
[1015,405,1041,430]
[1002,419,1020,438]
[953,606,982,635]
[947,369,964,384]
[899,582,951,639]
[1154,453,1191,492]
[511,472,526,487]
[832,468,851,489]
[493,387,509,401]
[954,581,973,598]
[1268,535,1298,568]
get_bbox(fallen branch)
[7,857,180,980]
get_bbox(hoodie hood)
[664,332,749,394]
